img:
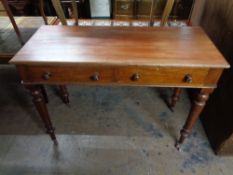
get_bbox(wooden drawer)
[19,65,115,84]
[114,0,167,20]
[116,66,209,86]
[137,0,152,19]
[18,65,210,87]
[137,0,166,19]
[114,0,135,19]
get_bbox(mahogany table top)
[10,26,229,68]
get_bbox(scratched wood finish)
[10,26,229,69]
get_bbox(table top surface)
[10,26,229,68]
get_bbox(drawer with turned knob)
[42,72,52,80]
[116,67,209,87]
[184,74,193,83]
[18,65,210,87]
[90,72,100,81]
[131,73,140,81]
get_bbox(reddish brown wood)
[58,85,69,104]
[175,88,214,150]
[16,65,213,88]
[170,88,182,109]
[10,26,230,68]
[38,0,48,25]
[0,53,14,63]
[204,68,224,87]
[10,26,229,147]
[1,0,24,45]
[39,85,48,103]
[26,85,57,145]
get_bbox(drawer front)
[116,67,209,86]
[20,65,116,84]
[136,0,163,19]
[137,0,152,17]
[114,0,167,19]
[115,0,135,16]
[18,65,210,87]
[136,0,167,19]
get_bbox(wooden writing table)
[10,26,230,149]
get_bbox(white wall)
[90,0,111,18]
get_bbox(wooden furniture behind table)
[10,26,230,150]
[0,0,24,44]
[113,0,167,20]
[0,1,57,64]
[60,0,90,19]
[200,0,233,155]
[0,0,49,45]
[50,0,176,27]
[7,0,48,24]
[113,0,194,21]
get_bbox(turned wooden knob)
[42,72,51,80]
[90,72,100,81]
[131,73,140,81]
[184,74,192,83]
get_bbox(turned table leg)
[26,85,57,145]
[170,88,182,109]
[39,85,48,103]
[58,85,69,104]
[175,88,214,150]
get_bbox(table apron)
[16,65,223,88]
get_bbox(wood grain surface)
[17,65,215,87]
[9,25,230,147]
[10,26,229,68]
